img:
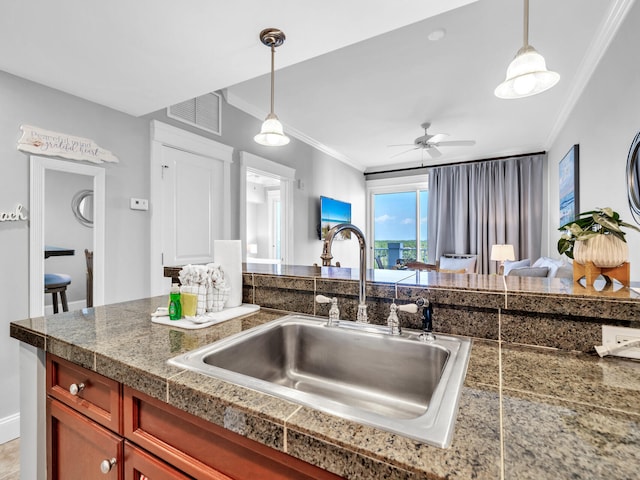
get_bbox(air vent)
[167,92,221,135]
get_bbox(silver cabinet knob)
[69,383,85,395]
[100,458,116,474]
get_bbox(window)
[366,176,429,269]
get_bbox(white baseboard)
[44,299,86,316]
[0,412,20,444]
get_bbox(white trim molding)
[0,412,20,444]
[545,0,636,148]
[239,151,295,265]
[29,156,105,317]
[225,90,365,172]
[149,120,234,296]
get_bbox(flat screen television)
[319,196,351,240]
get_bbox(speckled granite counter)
[10,297,640,479]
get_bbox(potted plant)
[557,207,640,267]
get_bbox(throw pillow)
[503,259,530,276]
[439,256,476,273]
[532,256,565,278]
[508,267,549,277]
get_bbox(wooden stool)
[573,261,630,287]
[45,273,72,314]
[85,249,93,308]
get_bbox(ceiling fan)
[389,122,476,159]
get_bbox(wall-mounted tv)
[319,196,351,240]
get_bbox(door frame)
[29,156,105,317]
[365,175,428,268]
[149,120,233,296]
[239,151,295,264]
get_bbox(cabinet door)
[48,398,123,480]
[124,442,193,480]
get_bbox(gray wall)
[0,69,150,440]
[544,0,640,278]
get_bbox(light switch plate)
[601,325,640,359]
[130,198,149,211]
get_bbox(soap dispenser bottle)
[168,283,182,320]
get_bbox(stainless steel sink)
[168,314,471,447]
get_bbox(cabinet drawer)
[47,354,122,433]
[48,398,123,480]
[123,386,341,480]
[124,442,193,480]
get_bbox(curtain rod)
[363,151,546,177]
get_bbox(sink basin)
[168,314,471,447]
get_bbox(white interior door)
[149,121,233,296]
[161,146,223,266]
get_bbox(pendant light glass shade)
[495,0,559,99]
[254,112,290,146]
[495,45,560,98]
[254,28,290,147]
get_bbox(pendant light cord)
[523,0,529,48]
[270,45,275,115]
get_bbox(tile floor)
[0,438,19,480]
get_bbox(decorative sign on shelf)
[0,204,27,222]
[17,124,119,164]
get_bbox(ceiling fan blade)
[433,140,476,147]
[414,134,434,144]
[390,146,419,159]
[387,143,415,148]
[427,133,448,144]
[426,147,442,158]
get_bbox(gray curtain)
[427,154,544,274]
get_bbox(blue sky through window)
[374,191,428,240]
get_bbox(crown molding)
[545,0,635,149]
[224,89,365,172]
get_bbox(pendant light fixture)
[254,28,290,146]
[494,0,560,99]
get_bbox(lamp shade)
[494,46,560,99]
[491,244,515,262]
[254,113,290,146]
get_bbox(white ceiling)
[0,0,633,172]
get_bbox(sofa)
[505,257,573,279]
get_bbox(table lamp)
[491,244,515,275]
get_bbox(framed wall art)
[559,144,579,227]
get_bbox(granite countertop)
[10,297,640,479]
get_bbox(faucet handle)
[416,297,429,308]
[315,294,332,304]
[397,303,418,314]
[316,295,339,326]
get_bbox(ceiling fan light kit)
[495,0,560,99]
[254,28,290,147]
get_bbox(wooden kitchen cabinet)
[124,442,193,480]
[124,386,339,480]
[47,354,122,433]
[47,354,340,480]
[47,397,123,479]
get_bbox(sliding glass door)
[367,177,429,269]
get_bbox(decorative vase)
[573,234,629,268]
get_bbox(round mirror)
[627,131,640,225]
[71,189,94,227]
